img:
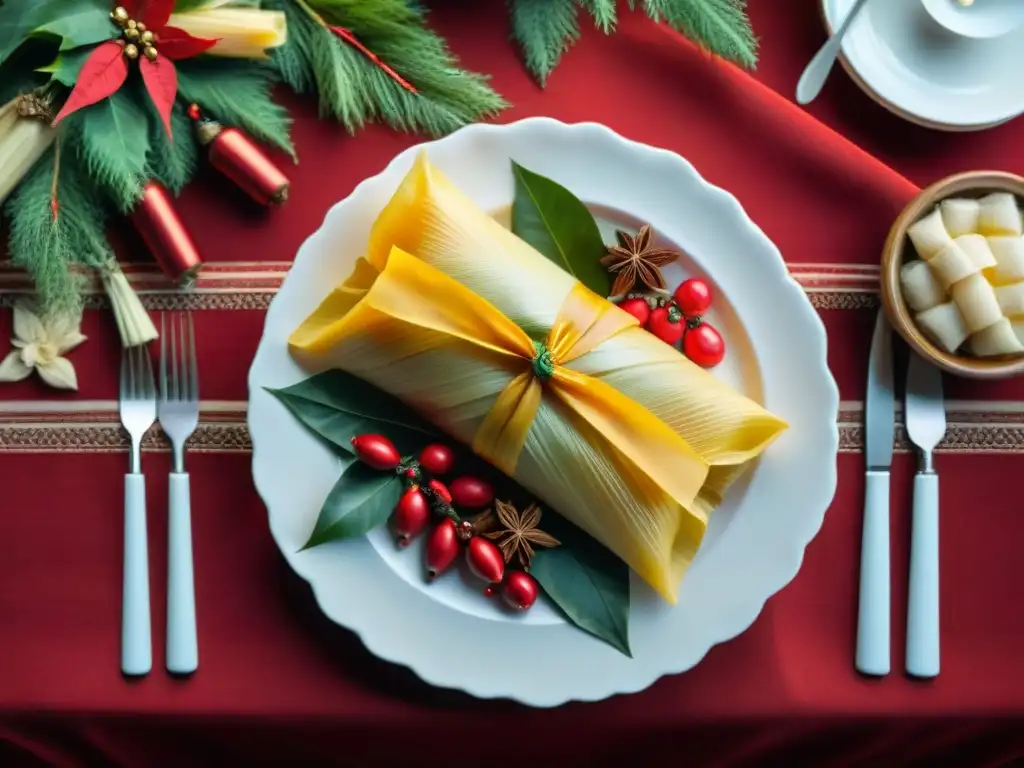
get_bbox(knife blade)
[904,351,946,678]
[856,309,894,676]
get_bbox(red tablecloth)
[3,1,1024,765]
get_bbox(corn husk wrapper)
[0,97,57,207]
[168,8,287,59]
[290,154,788,603]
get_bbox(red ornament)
[418,443,455,475]
[350,434,401,470]
[192,108,290,206]
[427,479,452,504]
[683,320,726,368]
[501,571,539,611]
[425,518,459,580]
[673,278,712,317]
[618,297,651,326]
[131,181,203,287]
[391,487,430,546]
[646,305,684,346]
[466,537,505,584]
[449,476,494,509]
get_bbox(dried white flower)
[0,300,86,390]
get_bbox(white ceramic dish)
[247,119,840,707]
[822,0,1024,131]
[920,0,1024,40]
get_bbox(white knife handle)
[856,470,890,676]
[167,472,198,675]
[906,471,940,679]
[122,473,152,676]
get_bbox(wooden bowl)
[881,170,1024,380]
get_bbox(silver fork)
[159,312,200,675]
[120,344,156,676]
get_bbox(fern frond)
[579,0,617,33]
[642,0,757,68]
[146,103,199,195]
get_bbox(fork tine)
[128,346,139,400]
[170,312,179,401]
[160,314,168,401]
[120,347,130,399]
[187,312,198,401]
[141,344,156,398]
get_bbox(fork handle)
[122,473,152,676]
[167,472,198,675]
[907,471,940,679]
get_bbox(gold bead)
[127,19,137,29]
[143,45,158,61]
[137,22,146,32]
[140,30,154,44]
[124,43,139,60]
[124,27,140,41]
[111,6,129,24]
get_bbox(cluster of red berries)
[617,278,725,369]
[350,434,539,611]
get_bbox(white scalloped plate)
[247,119,839,707]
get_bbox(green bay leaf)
[30,0,115,52]
[37,45,92,86]
[510,160,610,297]
[266,370,440,457]
[304,464,403,549]
[530,519,631,657]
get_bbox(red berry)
[501,571,539,611]
[673,278,712,317]
[683,320,725,368]
[646,306,684,346]
[466,537,505,583]
[427,479,452,504]
[391,487,430,546]
[419,443,455,475]
[618,297,651,326]
[350,434,401,470]
[425,519,459,580]
[449,476,494,509]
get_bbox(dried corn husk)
[168,8,287,59]
[0,95,57,207]
[290,154,788,603]
[100,262,158,348]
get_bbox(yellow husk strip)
[290,153,788,603]
[168,9,287,59]
[0,98,56,207]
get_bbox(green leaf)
[530,519,632,657]
[176,59,296,161]
[0,0,48,67]
[266,370,441,457]
[509,0,579,87]
[145,103,199,195]
[579,0,617,33]
[641,0,757,69]
[510,160,610,296]
[37,45,92,86]
[303,463,403,548]
[31,0,117,52]
[67,87,149,213]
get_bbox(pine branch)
[146,102,199,195]
[642,0,757,68]
[579,0,617,33]
[509,0,580,87]
[64,87,149,214]
[176,59,296,160]
[4,142,116,317]
[275,0,507,135]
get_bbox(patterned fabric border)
[2,402,1024,453]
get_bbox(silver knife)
[856,309,894,676]
[904,351,945,679]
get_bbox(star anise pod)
[600,224,681,297]
[484,500,560,569]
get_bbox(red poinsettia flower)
[52,0,219,137]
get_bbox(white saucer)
[821,0,1024,131]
